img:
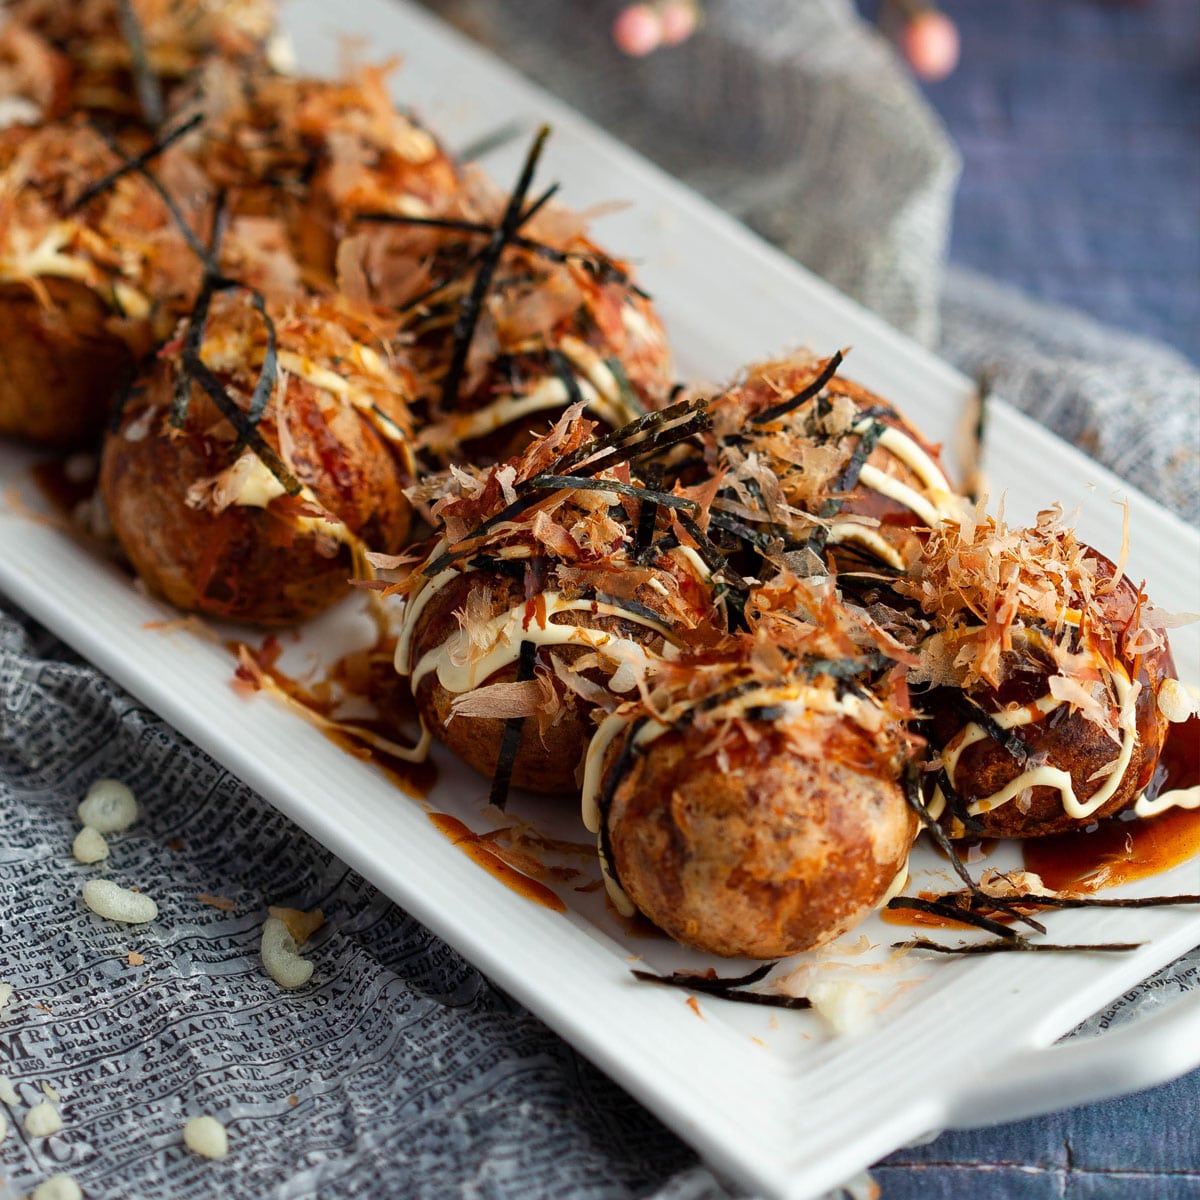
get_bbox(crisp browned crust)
[0,281,133,445]
[101,380,412,626]
[606,719,918,958]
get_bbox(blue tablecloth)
[927,0,1200,366]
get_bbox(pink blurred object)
[901,9,960,81]
[658,0,699,46]
[613,4,662,56]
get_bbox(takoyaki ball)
[5,0,277,126]
[0,119,206,444]
[584,600,921,958]
[401,568,704,795]
[701,354,964,572]
[0,20,72,126]
[337,167,673,464]
[100,290,417,625]
[176,63,461,286]
[395,414,727,794]
[901,511,1176,838]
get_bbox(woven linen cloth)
[2,3,1198,1199]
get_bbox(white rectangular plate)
[1,2,1198,1197]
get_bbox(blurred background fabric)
[421,0,1200,523]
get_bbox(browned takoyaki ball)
[0,119,207,444]
[404,568,694,795]
[5,0,277,124]
[599,706,919,958]
[585,582,922,959]
[337,163,673,463]
[175,63,461,286]
[0,279,136,444]
[395,408,728,795]
[100,290,417,625]
[700,353,964,572]
[902,513,1176,838]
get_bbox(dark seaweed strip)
[633,465,662,563]
[487,639,536,811]
[184,357,300,495]
[631,969,811,1010]
[525,475,699,512]
[706,510,778,552]
[243,288,278,429]
[560,408,710,483]
[825,420,885,505]
[547,349,586,409]
[596,715,649,900]
[886,896,1020,940]
[963,893,1200,912]
[676,512,750,591]
[353,210,648,298]
[552,396,705,475]
[116,0,164,127]
[604,357,645,416]
[591,592,671,629]
[936,769,988,836]
[750,351,845,426]
[170,270,221,427]
[945,691,1032,764]
[902,767,1047,936]
[68,113,203,213]
[894,938,1142,956]
[399,248,488,315]
[421,494,549,576]
[440,127,551,410]
[355,212,495,236]
[674,680,769,729]
[518,181,560,227]
[90,124,212,265]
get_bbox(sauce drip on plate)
[428,813,566,912]
[1023,717,1200,893]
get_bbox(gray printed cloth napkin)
[1,3,1198,1199]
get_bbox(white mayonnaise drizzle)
[939,667,1139,822]
[410,592,670,695]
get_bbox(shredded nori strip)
[605,357,644,416]
[592,592,672,629]
[631,966,811,1009]
[553,397,706,476]
[827,419,885,501]
[750,351,844,425]
[894,938,1143,956]
[68,113,202,213]
[525,474,698,512]
[487,639,537,811]
[595,715,648,900]
[954,892,1200,913]
[546,349,587,410]
[116,0,164,127]
[902,767,1047,935]
[935,768,988,837]
[184,356,300,495]
[944,690,1032,764]
[440,126,551,410]
[675,512,750,591]
[886,896,1019,940]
